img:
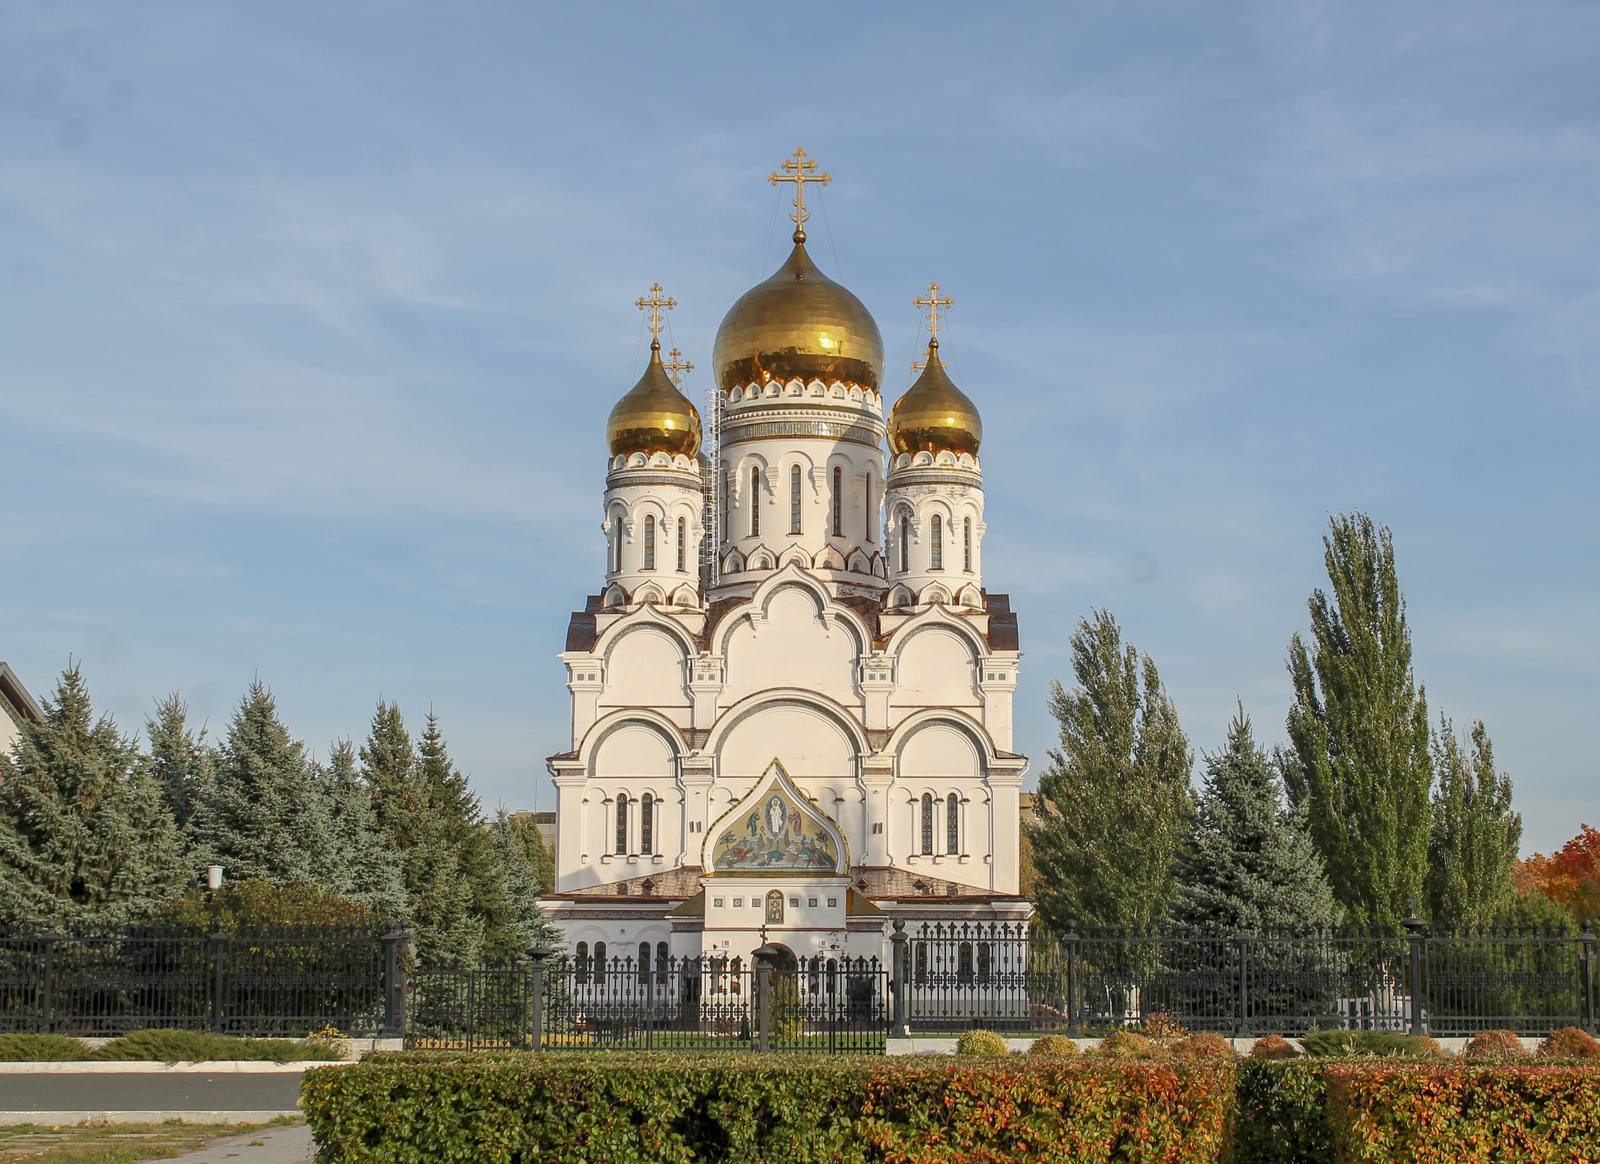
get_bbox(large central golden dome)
[712,237,884,393]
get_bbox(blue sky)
[2,3,1596,854]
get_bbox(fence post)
[1064,919,1080,1039]
[37,923,59,1036]
[889,919,909,1038]
[210,925,229,1035]
[528,945,554,1053]
[752,942,778,1053]
[1581,920,1597,1036]
[1403,906,1428,1037]
[1235,930,1252,1038]
[380,920,409,1042]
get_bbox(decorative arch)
[713,564,870,658]
[578,709,688,778]
[887,710,997,774]
[705,689,871,767]
[883,604,989,663]
[593,605,699,663]
[701,758,849,874]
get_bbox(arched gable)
[701,758,849,875]
[890,712,994,779]
[708,690,868,781]
[580,711,687,779]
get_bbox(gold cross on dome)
[768,148,831,239]
[910,282,955,370]
[635,282,677,342]
[664,347,694,387]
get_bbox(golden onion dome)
[606,340,703,458]
[712,235,885,393]
[887,341,983,456]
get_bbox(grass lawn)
[0,1116,298,1163]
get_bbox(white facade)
[544,231,1030,972]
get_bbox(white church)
[542,152,1031,977]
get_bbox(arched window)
[638,941,651,983]
[831,466,842,536]
[930,515,943,569]
[731,956,742,994]
[790,465,802,533]
[826,957,838,995]
[615,794,628,855]
[640,793,654,855]
[750,467,761,537]
[920,793,934,855]
[612,511,624,573]
[914,943,928,985]
[977,942,992,984]
[575,941,590,985]
[656,940,669,986]
[808,956,821,995]
[947,793,959,855]
[594,941,607,978]
[958,941,974,985]
[964,518,973,572]
[677,517,687,572]
[899,510,910,573]
[643,515,655,570]
[865,476,874,542]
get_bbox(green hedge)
[0,1030,344,1063]
[301,1053,1600,1163]
[301,1053,1234,1163]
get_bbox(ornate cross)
[635,282,676,342]
[768,148,831,239]
[663,347,694,387]
[910,282,955,370]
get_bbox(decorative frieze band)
[723,419,882,448]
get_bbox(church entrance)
[765,943,798,978]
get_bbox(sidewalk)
[137,1123,315,1163]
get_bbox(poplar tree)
[1426,717,1521,925]
[1170,707,1339,931]
[0,665,186,923]
[190,681,333,886]
[1282,512,1432,928]
[142,694,213,834]
[1027,608,1193,931]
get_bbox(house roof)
[0,663,42,730]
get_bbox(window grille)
[643,515,655,570]
[831,467,842,536]
[790,465,802,533]
[947,793,959,854]
[615,794,628,855]
[640,793,654,854]
[930,515,943,569]
[750,467,761,536]
[899,511,910,573]
[921,793,934,855]
[964,517,972,571]
[677,518,686,572]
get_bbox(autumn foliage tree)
[1517,826,1600,921]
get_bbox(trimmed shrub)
[1235,1060,1334,1164]
[954,1028,1009,1056]
[1463,1028,1528,1060]
[1300,1030,1430,1058]
[1140,1010,1189,1045]
[1172,1032,1236,1060]
[301,1054,1237,1164]
[1537,1026,1600,1059]
[1249,1034,1299,1060]
[1029,1034,1080,1058]
[1094,1030,1165,1060]
[1407,1035,1444,1058]
[0,1033,91,1062]
[92,1029,344,1063]
[1326,1064,1600,1162]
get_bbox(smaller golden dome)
[887,342,983,456]
[607,341,703,458]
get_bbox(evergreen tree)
[190,681,332,886]
[1027,608,1193,931]
[1426,717,1520,925]
[1282,512,1432,928]
[142,694,213,834]
[417,712,510,959]
[503,811,555,897]
[486,808,562,953]
[317,739,409,920]
[361,703,482,965]
[0,665,186,923]
[1170,706,1339,931]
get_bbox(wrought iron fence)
[893,919,1600,1038]
[0,922,403,1038]
[407,952,889,1054]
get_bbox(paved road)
[0,1072,303,1112]
[143,1124,316,1164]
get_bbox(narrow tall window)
[677,517,687,572]
[594,941,607,976]
[831,467,842,536]
[640,793,654,854]
[576,941,590,985]
[947,793,959,855]
[930,515,943,569]
[865,477,874,542]
[790,465,802,533]
[977,943,992,984]
[964,518,972,572]
[920,793,934,855]
[899,511,910,573]
[656,940,669,985]
[638,942,651,984]
[615,794,628,855]
[958,942,974,984]
[612,512,624,573]
[750,467,761,537]
[643,515,655,570]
